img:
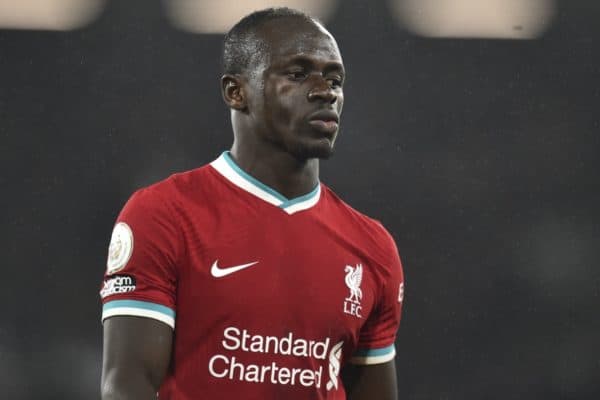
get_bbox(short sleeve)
[350,229,404,365]
[99,187,181,329]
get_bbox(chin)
[290,138,336,160]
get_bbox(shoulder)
[321,185,396,243]
[124,164,214,212]
[320,185,400,261]
[113,166,217,262]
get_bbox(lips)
[308,110,339,135]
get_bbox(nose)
[307,78,338,105]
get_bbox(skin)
[102,16,398,400]
[101,317,171,399]
[223,17,345,198]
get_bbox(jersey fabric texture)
[100,151,404,400]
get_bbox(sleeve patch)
[106,222,134,274]
[349,344,396,365]
[100,274,136,298]
[102,300,175,329]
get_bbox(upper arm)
[342,360,398,400]
[100,188,180,398]
[344,225,404,399]
[101,316,173,399]
[352,228,404,363]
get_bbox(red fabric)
[100,161,404,400]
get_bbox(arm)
[342,360,398,400]
[101,316,173,400]
[343,224,403,400]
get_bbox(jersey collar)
[210,151,321,215]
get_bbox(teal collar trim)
[211,151,321,214]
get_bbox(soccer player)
[100,7,404,400]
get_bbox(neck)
[229,140,320,200]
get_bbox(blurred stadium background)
[1,0,599,398]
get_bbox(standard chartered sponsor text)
[208,326,334,388]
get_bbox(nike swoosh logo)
[210,260,259,278]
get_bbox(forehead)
[255,18,343,66]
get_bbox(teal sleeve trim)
[103,299,175,318]
[353,344,395,357]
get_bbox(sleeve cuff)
[349,344,396,365]
[102,299,175,329]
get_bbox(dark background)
[1,1,599,398]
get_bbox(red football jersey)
[100,151,404,400]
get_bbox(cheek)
[267,84,300,125]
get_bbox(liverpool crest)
[343,264,363,318]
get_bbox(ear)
[221,74,247,111]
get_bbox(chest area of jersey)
[180,217,378,330]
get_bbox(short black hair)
[222,7,319,75]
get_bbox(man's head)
[221,7,345,161]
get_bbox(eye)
[327,76,343,88]
[287,70,307,81]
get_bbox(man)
[100,7,404,400]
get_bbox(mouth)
[308,110,339,135]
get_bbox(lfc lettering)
[343,301,362,317]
